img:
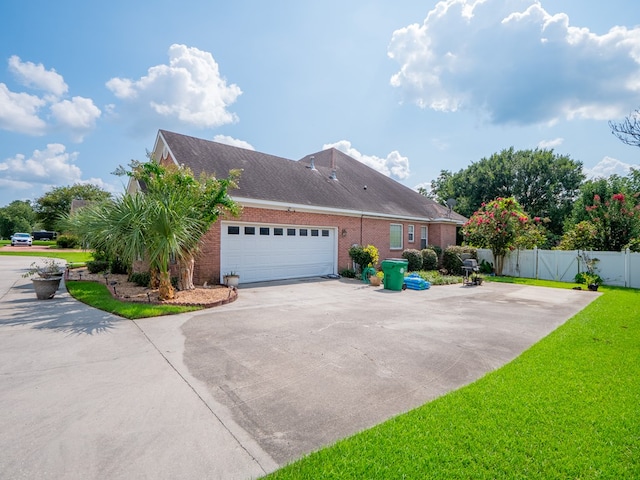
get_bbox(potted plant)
[583,272,602,291]
[578,253,602,291]
[23,259,65,299]
[369,271,383,287]
[223,272,240,288]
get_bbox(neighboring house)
[132,129,467,285]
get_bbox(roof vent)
[330,169,337,180]
[308,155,317,171]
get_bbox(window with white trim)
[390,224,403,250]
[408,225,415,243]
[420,226,428,249]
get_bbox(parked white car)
[10,232,33,246]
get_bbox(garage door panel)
[221,223,336,284]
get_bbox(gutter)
[233,196,435,223]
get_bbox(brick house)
[135,130,466,285]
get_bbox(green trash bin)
[381,259,408,291]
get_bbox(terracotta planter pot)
[31,277,62,300]
[369,276,382,286]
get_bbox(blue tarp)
[403,273,430,290]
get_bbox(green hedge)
[442,246,477,275]
[421,248,438,271]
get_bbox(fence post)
[534,246,538,280]
[625,248,630,288]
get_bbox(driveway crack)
[131,319,269,475]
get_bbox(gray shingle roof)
[158,129,466,223]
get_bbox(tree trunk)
[494,253,505,276]
[158,270,175,300]
[177,255,195,291]
[150,267,160,289]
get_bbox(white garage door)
[220,222,337,284]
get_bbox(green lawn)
[266,284,640,479]
[0,247,92,264]
[65,281,203,319]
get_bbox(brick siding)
[193,206,458,284]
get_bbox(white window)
[420,226,428,249]
[390,224,403,250]
[408,225,415,243]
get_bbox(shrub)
[426,244,443,262]
[415,270,462,285]
[129,271,151,287]
[625,237,640,252]
[339,268,357,278]
[348,244,378,271]
[110,257,128,275]
[86,260,110,274]
[421,248,438,271]
[442,246,477,275]
[56,234,79,249]
[479,259,494,274]
[574,272,603,286]
[402,249,423,271]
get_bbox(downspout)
[360,213,364,245]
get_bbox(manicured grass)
[266,285,640,479]
[0,249,92,263]
[65,281,203,319]
[486,275,585,290]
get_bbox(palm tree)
[131,161,240,295]
[67,160,240,300]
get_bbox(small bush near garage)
[56,234,79,249]
[339,268,357,278]
[442,246,477,275]
[110,257,128,275]
[402,249,423,271]
[86,260,110,274]
[348,244,379,271]
[129,271,151,287]
[426,244,443,264]
[421,249,438,271]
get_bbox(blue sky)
[1,0,640,208]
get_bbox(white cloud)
[584,156,640,179]
[537,137,564,149]
[213,134,255,150]
[106,44,242,130]
[323,140,410,180]
[0,56,100,140]
[50,96,102,141]
[0,83,47,135]
[0,144,82,186]
[413,181,432,194]
[8,55,68,97]
[388,0,640,125]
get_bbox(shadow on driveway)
[2,282,121,335]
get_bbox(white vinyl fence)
[477,248,640,288]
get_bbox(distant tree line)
[0,184,111,239]
[426,147,640,252]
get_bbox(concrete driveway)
[0,256,599,479]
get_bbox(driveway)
[0,256,599,479]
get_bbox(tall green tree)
[429,148,584,236]
[35,184,111,231]
[0,200,36,238]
